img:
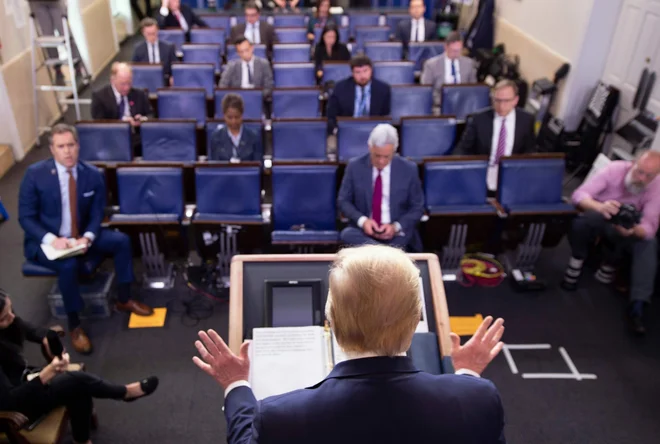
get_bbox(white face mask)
[624,168,644,195]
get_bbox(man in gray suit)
[338,124,425,252]
[219,37,274,99]
[421,31,477,108]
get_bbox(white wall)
[496,0,624,130]
[111,0,135,35]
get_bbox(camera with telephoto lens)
[610,204,642,229]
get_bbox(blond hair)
[111,62,132,77]
[326,245,421,356]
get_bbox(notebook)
[40,241,87,261]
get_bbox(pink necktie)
[495,117,507,163]
[372,170,382,225]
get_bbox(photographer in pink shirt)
[561,151,660,335]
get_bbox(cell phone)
[46,330,64,359]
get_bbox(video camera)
[611,204,642,230]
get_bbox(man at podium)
[193,245,506,443]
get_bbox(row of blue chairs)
[104,156,574,246]
[128,84,489,124]
[78,116,460,163]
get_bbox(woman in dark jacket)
[314,24,351,79]
[307,0,337,41]
[209,93,261,161]
[0,289,158,444]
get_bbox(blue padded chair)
[441,84,491,120]
[407,42,445,72]
[205,120,264,158]
[159,29,186,54]
[226,44,267,62]
[141,120,197,162]
[365,42,403,62]
[275,27,308,43]
[77,122,132,162]
[347,13,382,37]
[497,157,576,214]
[424,160,495,216]
[390,85,433,124]
[401,117,457,160]
[198,14,231,35]
[22,256,104,277]
[271,165,339,244]
[214,89,264,120]
[374,61,415,85]
[321,62,351,85]
[157,88,208,125]
[272,44,311,63]
[271,119,327,160]
[273,15,307,28]
[131,64,164,94]
[190,28,226,50]
[194,166,262,224]
[111,167,184,224]
[337,118,391,161]
[355,27,390,50]
[273,63,316,87]
[171,63,216,96]
[314,26,349,43]
[182,44,222,73]
[271,88,320,118]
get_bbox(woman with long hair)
[314,23,351,79]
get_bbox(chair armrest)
[487,198,507,218]
[0,411,29,429]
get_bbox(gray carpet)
[1,33,659,444]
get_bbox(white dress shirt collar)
[54,160,77,178]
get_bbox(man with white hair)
[193,244,507,444]
[337,124,424,251]
[561,151,660,335]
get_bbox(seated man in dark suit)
[209,93,262,161]
[327,55,391,134]
[132,17,178,86]
[338,124,424,252]
[193,244,507,444]
[219,37,274,99]
[157,0,208,40]
[228,2,278,53]
[18,124,153,355]
[91,62,153,155]
[454,79,537,192]
[395,0,437,48]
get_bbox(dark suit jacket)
[0,317,49,411]
[18,159,106,260]
[131,39,178,84]
[229,21,278,50]
[338,153,424,250]
[314,43,351,71]
[156,4,208,40]
[224,357,506,444]
[455,107,537,156]
[327,77,391,133]
[396,18,437,47]
[90,85,152,120]
[208,125,261,161]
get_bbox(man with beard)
[326,55,391,135]
[561,151,660,335]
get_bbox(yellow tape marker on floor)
[449,314,484,336]
[128,308,167,328]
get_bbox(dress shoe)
[124,376,159,402]
[116,300,154,317]
[627,314,646,336]
[560,280,578,292]
[70,327,92,354]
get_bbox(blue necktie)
[118,96,126,118]
[358,87,367,117]
[451,60,457,84]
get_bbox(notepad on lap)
[40,241,86,260]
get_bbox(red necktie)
[372,169,382,225]
[495,117,507,164]
[68,169,79,238]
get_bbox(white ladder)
[29,14,91,140]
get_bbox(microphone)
[46,330,64,359]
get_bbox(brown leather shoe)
[116,300,154,317]
[70,327,92,354]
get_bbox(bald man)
[561,151,660,335]
[91,62,153,124]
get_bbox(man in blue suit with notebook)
[194,245,507,444]
[18,124,153,355]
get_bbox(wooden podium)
[228,253,452,366]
